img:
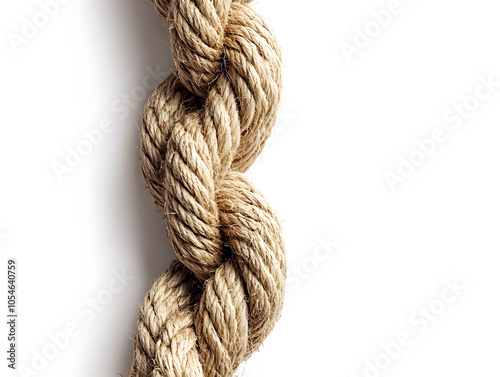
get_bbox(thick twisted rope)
[129,1,286,376]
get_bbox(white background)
[2,0,500,376]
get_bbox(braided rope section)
[129,1,286,376]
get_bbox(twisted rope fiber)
[130,1,286,376]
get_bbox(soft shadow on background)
[89,0,174,375]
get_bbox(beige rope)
[129,1,286,376]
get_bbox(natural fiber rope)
[129,1,286,376]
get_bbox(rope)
[129,1,286,376]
